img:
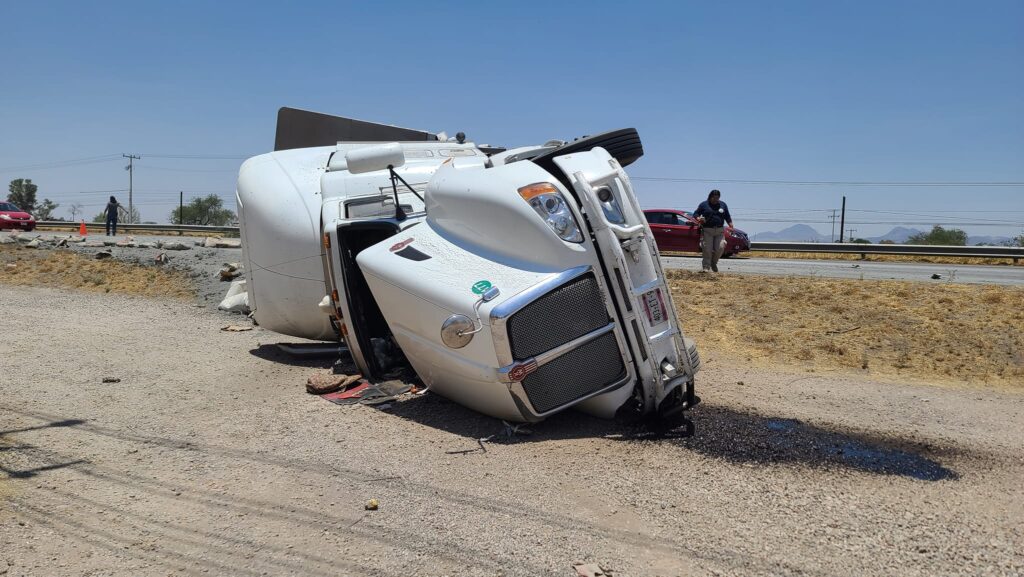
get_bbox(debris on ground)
[364,499,379,511]
[161,241,190,251]
[155,252,169,265]
[358,381,413,405]
[101,377,121,383]
[306,372,362,395]
[203,237,242,249]
[218,279,250,313]
[25,239,41,249]
[319,382,372,405]
[221,324,253,332]
[219,262,243,281]
[572,562,609,577]
[94,251,112,260]
[931,273,942,280]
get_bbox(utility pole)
[848,228,857,241]
[829,209,838,242]
[839,195,847,243]
[179,191,184,225]
[123,154,141,224]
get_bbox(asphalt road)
[661,255,1024,286]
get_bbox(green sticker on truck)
[471,280,492,295]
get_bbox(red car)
[643,209,750,256]
[0,202,36,231]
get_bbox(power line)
[632,177,1024,187]
[0,155,121,174]
[133,164,239,173]
[138,153,252,160]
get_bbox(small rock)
[137,242,155,249]
[365,499,379,511]
[95,251,113,260]
[572,563,606,577]
[206,237,242,249]
[4,263,16,271]
[83,241,106,248]
[931,273,942,280]
[25,239,41,248]
[102,377,121,383]
[102,240,117,246]
[221,324,253,332]
[219,267,242,281]
[163,242,190,251]
[0,235,16,245]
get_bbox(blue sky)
[1,0,1022,238]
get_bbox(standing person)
[693,189,734,273]
[105,196,122,236]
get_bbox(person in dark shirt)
[105,196,122,236]
[693,189,734,273]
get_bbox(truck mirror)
[345,143,406,174]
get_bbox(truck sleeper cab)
[237,123,700,424]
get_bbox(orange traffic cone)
[79,220,87,236]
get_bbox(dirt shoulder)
[1,285,1022,577]
[669,270,1024,389]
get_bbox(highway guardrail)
[26,223,1023,261]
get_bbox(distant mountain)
[750,224,1016,245]
[751,224,829,242]
[968,235,1013,246]
[867,227,922,244]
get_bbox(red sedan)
[0,202,36,231]
[643,209,750,256]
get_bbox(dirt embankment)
[669,270,1024,388]
[0,245,194,299]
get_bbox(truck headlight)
[517,183,584,243]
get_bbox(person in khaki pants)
[693,189,734,273]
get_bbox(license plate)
[641,288,666,326]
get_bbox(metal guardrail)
[25,222,1023,261]
[750,242,1023,261]
[33,221,239,235]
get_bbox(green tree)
[34,199,60,220]
[7,178,38,213]
[850,238,871,244]
[906,225,968,246]
[170,194,235,226]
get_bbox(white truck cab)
[237,109,700,426]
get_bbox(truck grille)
[520,332,626,413]
[507,274,609,360]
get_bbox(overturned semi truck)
[237,108,701,425]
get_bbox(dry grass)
[668,270,1024,389]
[0,245,194,299]
[750,251,1022,266]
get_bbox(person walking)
[693,189,734,273]
[105,196,122,236]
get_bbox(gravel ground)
[1,284,1022,577]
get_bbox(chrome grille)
[507,274,608,360]
[520,332,626,413]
